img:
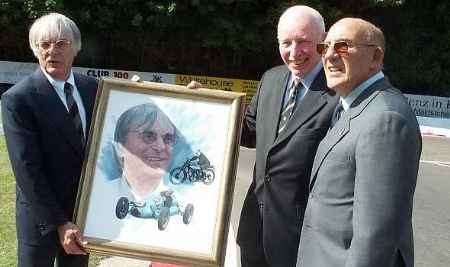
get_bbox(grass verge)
[0,136,107,266]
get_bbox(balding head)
[333,18,385,52]
[278,5,325,39]
[322,18,385,95]
[277,5,326,77]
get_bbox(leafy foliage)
[0,0,448,95]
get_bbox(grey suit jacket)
[297,78,422,267]
[237,65,338,267]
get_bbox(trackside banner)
[0,61,258,104]
[0,60,175,85]
[1,61,450,119]
[404,94,450,119]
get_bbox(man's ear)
[371,46,385,70]
[112,141,125,171]
[374,47,384,63]
[113,142,124,158]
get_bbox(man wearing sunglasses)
[296,18,421,267]
[1,13,97,267]
[233,5,339,267]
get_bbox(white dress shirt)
[42,68,87,134]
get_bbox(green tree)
[0,0,448,95]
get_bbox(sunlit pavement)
[98,137,450,267]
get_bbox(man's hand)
[57,221,88,255]
[186,81,202,89]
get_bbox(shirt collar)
[340,71,384,111]
[290,61,323,89]
[119,174,168,202]
[41,67,75,93]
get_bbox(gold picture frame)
[75,78,245,266]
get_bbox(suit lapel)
[309,114,350,189]
[31,69,84,157]
[308,78,388,189]
[265,69,290,147]
[274,70,329,146]
[74,73,96,130]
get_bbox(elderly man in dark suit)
[234,6,338,267]
[1,13,97,267]
[297,18,421,267]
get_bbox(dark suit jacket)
[297,78,422,267]
[1,68,97,245]
[237,65,338,267]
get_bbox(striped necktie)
[278,78,302,133]
[64,82,85,147]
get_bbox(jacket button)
[38,224,48,231]
[265,175,271,183]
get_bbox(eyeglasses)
[133,130,177,146]
[316,41,377,56]
[37,39,72,50]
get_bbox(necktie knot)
[64,82,73,95]
[292,77,300,88]
[330,101,344,128]
[64,82,73,98]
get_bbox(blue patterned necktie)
[330,101,344,128]
[64,82,85,147]
[278,78,302,133]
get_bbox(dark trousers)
[18,241,88,267]
[240,202,270,267]
[240,252,270,267]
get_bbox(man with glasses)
[296,18,421,267]
[109,103,181,200]
[1,13,97,267]
[233,5,338,267]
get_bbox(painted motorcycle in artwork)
[170,151,215,185]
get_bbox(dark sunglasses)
[316,41,377,56]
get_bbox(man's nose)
[150,136,166,150]
[46,43,61,54]
[289,42,302,58]
[324,44,340,60]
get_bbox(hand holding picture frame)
[74,78,245,266]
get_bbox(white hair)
[29,13,81,58]
[278,5,325,35]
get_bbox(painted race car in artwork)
[115,189,194,231]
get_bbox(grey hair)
[114,103,159,145]
[99,102,193,182]
[365,22,385,52]
[278,5,326,36]
[29,12,81,58]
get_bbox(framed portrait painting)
[75,78,245,266]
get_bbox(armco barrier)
[1,60,449,137]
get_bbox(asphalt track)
[228,137,450,267]
[100,137,450,267]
